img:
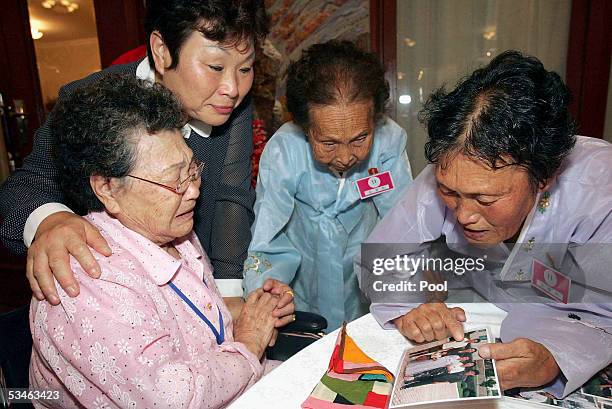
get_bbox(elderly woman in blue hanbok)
[243,41,413,331]
[361,51,612,397]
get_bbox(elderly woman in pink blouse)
[28,74,293,408]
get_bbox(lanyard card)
[355,170,395,200]
[531,258,571,303]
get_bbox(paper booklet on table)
[389,328,501,409]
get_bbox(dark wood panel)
[0,0,44,165]
[93,0,147,68]
[0,245,29,313]
[370,0,397,120]
[565,0,611,138]
[0,1,40,310]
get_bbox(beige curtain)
[395,0,572,174]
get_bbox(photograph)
[582,366,612,403]
[389,328,500,408]
[506,390,601,409]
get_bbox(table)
[229,303,548,409]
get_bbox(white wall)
[34,37,101,108]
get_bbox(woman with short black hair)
[1,0,291,323]
[367,50,612,397]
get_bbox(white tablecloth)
[229,303,546,409]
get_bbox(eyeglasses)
[127,159,204,195]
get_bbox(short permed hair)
[52,74,186,215]
[145,0,269,70]
[420,50,576,189]
[285,40,389,131]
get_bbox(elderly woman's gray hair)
[52,74,186,215]
[285,40,389,131]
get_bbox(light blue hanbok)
[243,117,413,330]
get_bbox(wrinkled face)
[307,101,375,174]
[155,30,255,126]
[113,130,200,245]
[435,153,539,245]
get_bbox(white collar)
[135,59,212,139]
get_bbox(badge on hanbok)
[355,169,395,200]
[531,259,571,303]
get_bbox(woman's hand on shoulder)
[28,211,111,305]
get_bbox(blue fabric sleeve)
[243,133,302,294]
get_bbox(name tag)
[531,259,571,303]
[355,170,395,199]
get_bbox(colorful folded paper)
[302,323,395,409]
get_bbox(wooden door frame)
[370,0,397,120]
[0,0,44,164]
[565,0,611,139]
[0,1,42,308]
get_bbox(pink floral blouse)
[29,211,263,408]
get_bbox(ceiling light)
[40,0,79,13]
[399,95,412,104]
[483,31,496,40]
[403,38,416,47]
